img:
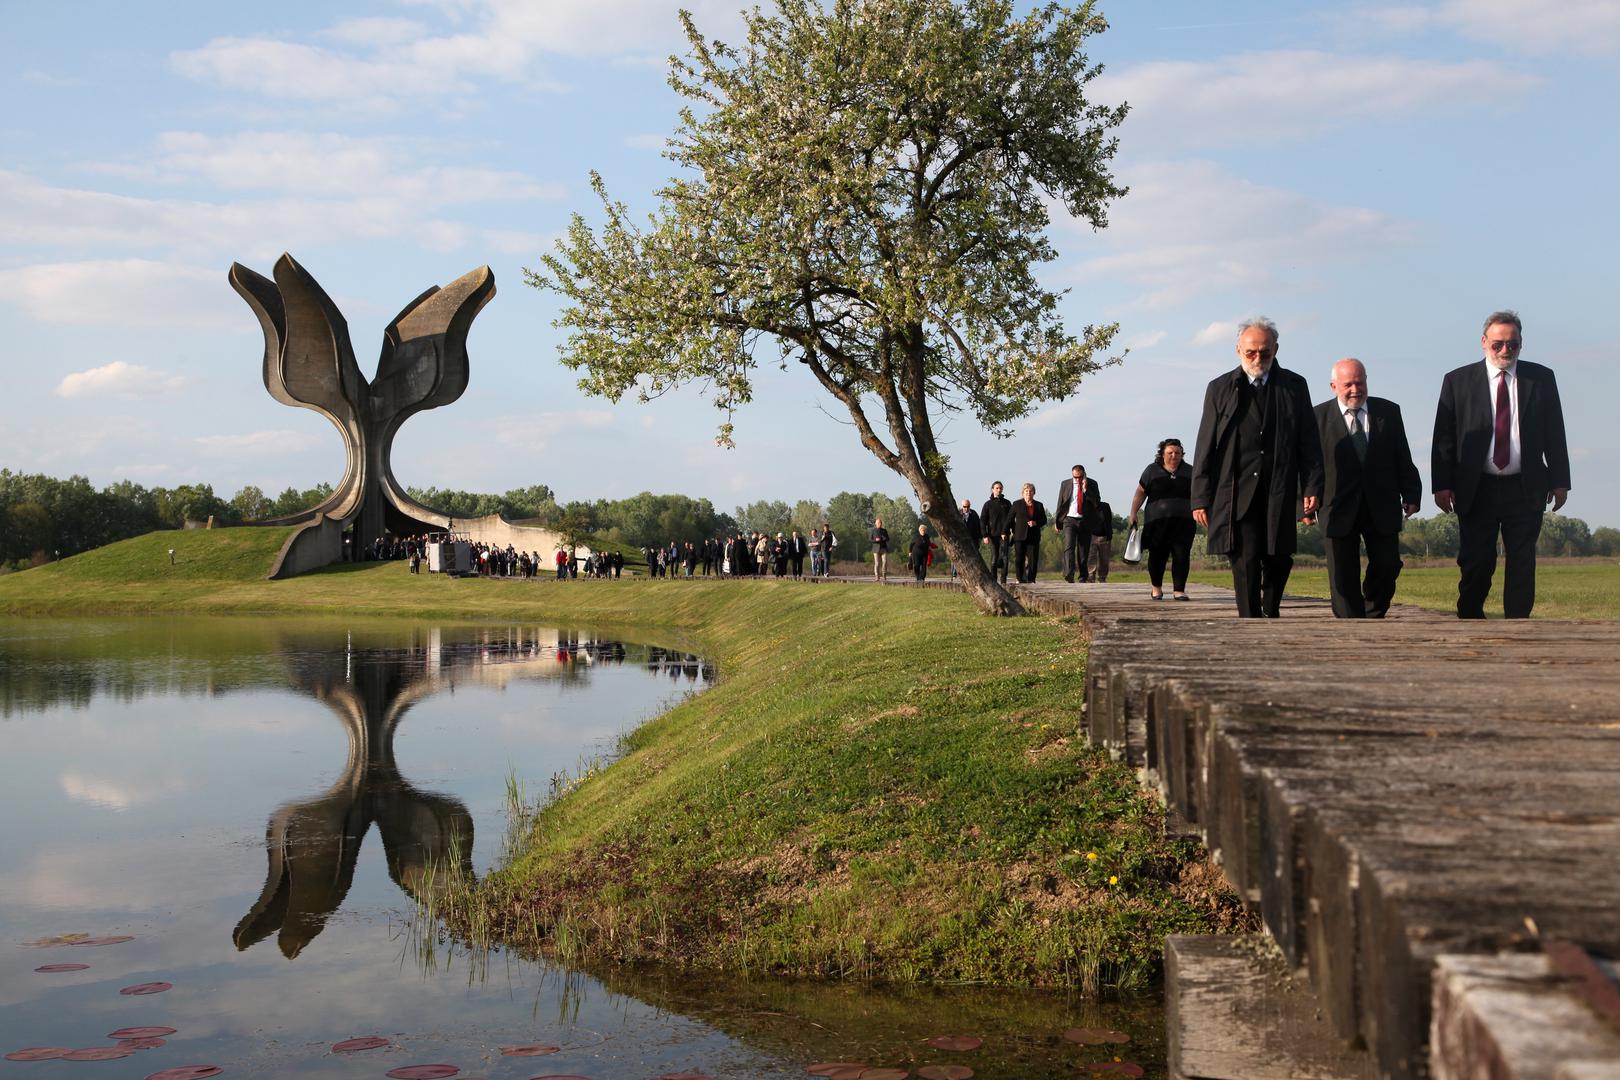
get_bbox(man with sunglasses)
[1432,311,1570,618]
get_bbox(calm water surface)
[0,617,1163,1078]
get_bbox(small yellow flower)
[1108,875,1119,885]
[1085,851,1098,861]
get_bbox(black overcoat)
[1190,364,1324,556]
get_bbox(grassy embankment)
[0,528,1244,991]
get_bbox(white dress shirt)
[1485,360,1521,476]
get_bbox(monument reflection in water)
[235,629,711,958]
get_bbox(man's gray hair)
[1482,310,1522,335]
[1237,316,1279,342]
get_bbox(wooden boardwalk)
[1013,581,1620,1080]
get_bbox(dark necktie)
[1493,372,1511,470]
[1348,409,1367,461]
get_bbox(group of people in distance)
[645,529,839,579]
[926,475,1116,588]
[1170,311,1569,619]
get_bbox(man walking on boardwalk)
[1432,310,1570,619]
[1314,358,1422,618]
[1192,317,1323,618]
[1055,464,1101,583]
[980,481,1013,584]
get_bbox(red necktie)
[1492,372,1511,470]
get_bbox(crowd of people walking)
[368,311,1566,622]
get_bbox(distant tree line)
[6,467,1617,571]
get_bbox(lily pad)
[63,1047,136,1060]
[109,1027,178,1039]
[1062,1028,1130,1046]
[386,1067,460,1080]
[332,1036,389,1052]
[857,1070,911,1080]
[34,963,91,972]
[119,982,173,996]
[924,1036,982,1052]
[918,1068,974,1080]
[70,936,135,947]
[23,932,91,946]
[119,1037,168,1050]
[808,1067,867,1078]
[5,1048,71,1061]
[1080,1064,1144,1077]
[146,1069,225,1080]
[499,1044,561,1056]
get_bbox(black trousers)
[1228,499,1292,618]
[1016,536,1041,583]
[986,536,1010,582]
[1061,522,1092,582]
[1457,474,1543,619]
[1325,498,1403,618]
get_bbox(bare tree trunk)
[923,499,1024,615]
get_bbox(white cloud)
[1193,321,1240,347]
[170,1,748,107]
[481,227,556,255]
[194,430,322,455]
[0,259,239,329]
[1056,160,1412,309]
[1361,0,1620,54]
[55,361,191,400]
[93,131,562,202]
[60,770,188,811]
[1094,50,1536,146]
[490,410,615,452]
[1123,329,1167,350]
[1024,396,1088,431]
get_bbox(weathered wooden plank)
[1165,934,1377,1080]
[1302,812,1363,1041]
[1431,953,1620,1080]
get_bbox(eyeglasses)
[1241,349,1276,360]
[1487,340,1522,352]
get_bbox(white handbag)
[1122,525,1143,564]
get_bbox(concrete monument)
[229,254,559,576]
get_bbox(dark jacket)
[958,508,981,542]
[909,533,931,566]
[869,526,890,552]
[1054,476,1102,532]
[1010,499,1047,540]
[1191,364,1325,556]
[1095,502,1114,540]
[979,495,1013,539]
[1315,397,1422,538]
[1432,359,1570,515]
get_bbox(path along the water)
[1005,580,1620,1080]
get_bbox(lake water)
[0,617,1163,1079]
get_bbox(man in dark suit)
[1313,358,1422,618]
[1054,464,1102,583]
[1432,310,1570,619]
[1192,318,1324,618]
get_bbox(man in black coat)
[1432,310,1570,619]
[953,498,981,580]
[1314,358,1422,618]
[1192,318,1324,618]
[1054,464,1102,583]
[979,481,1013,583]
[1087,501,1114,583]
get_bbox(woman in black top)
[1010,482,1048,583]
[1128,438,1196,600]
[909,523,932,581]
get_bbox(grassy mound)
[0,527,296,613]
[423,582,1248,992]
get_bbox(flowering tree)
[532,0,1127,615]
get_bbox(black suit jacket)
[1432,359,1570,515]
[1010,500,1047,540]
[1314,397,1422,538]
[1191,364,1324,556]
[1054,476,1101,531]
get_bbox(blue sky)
[3,0,1616,527]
